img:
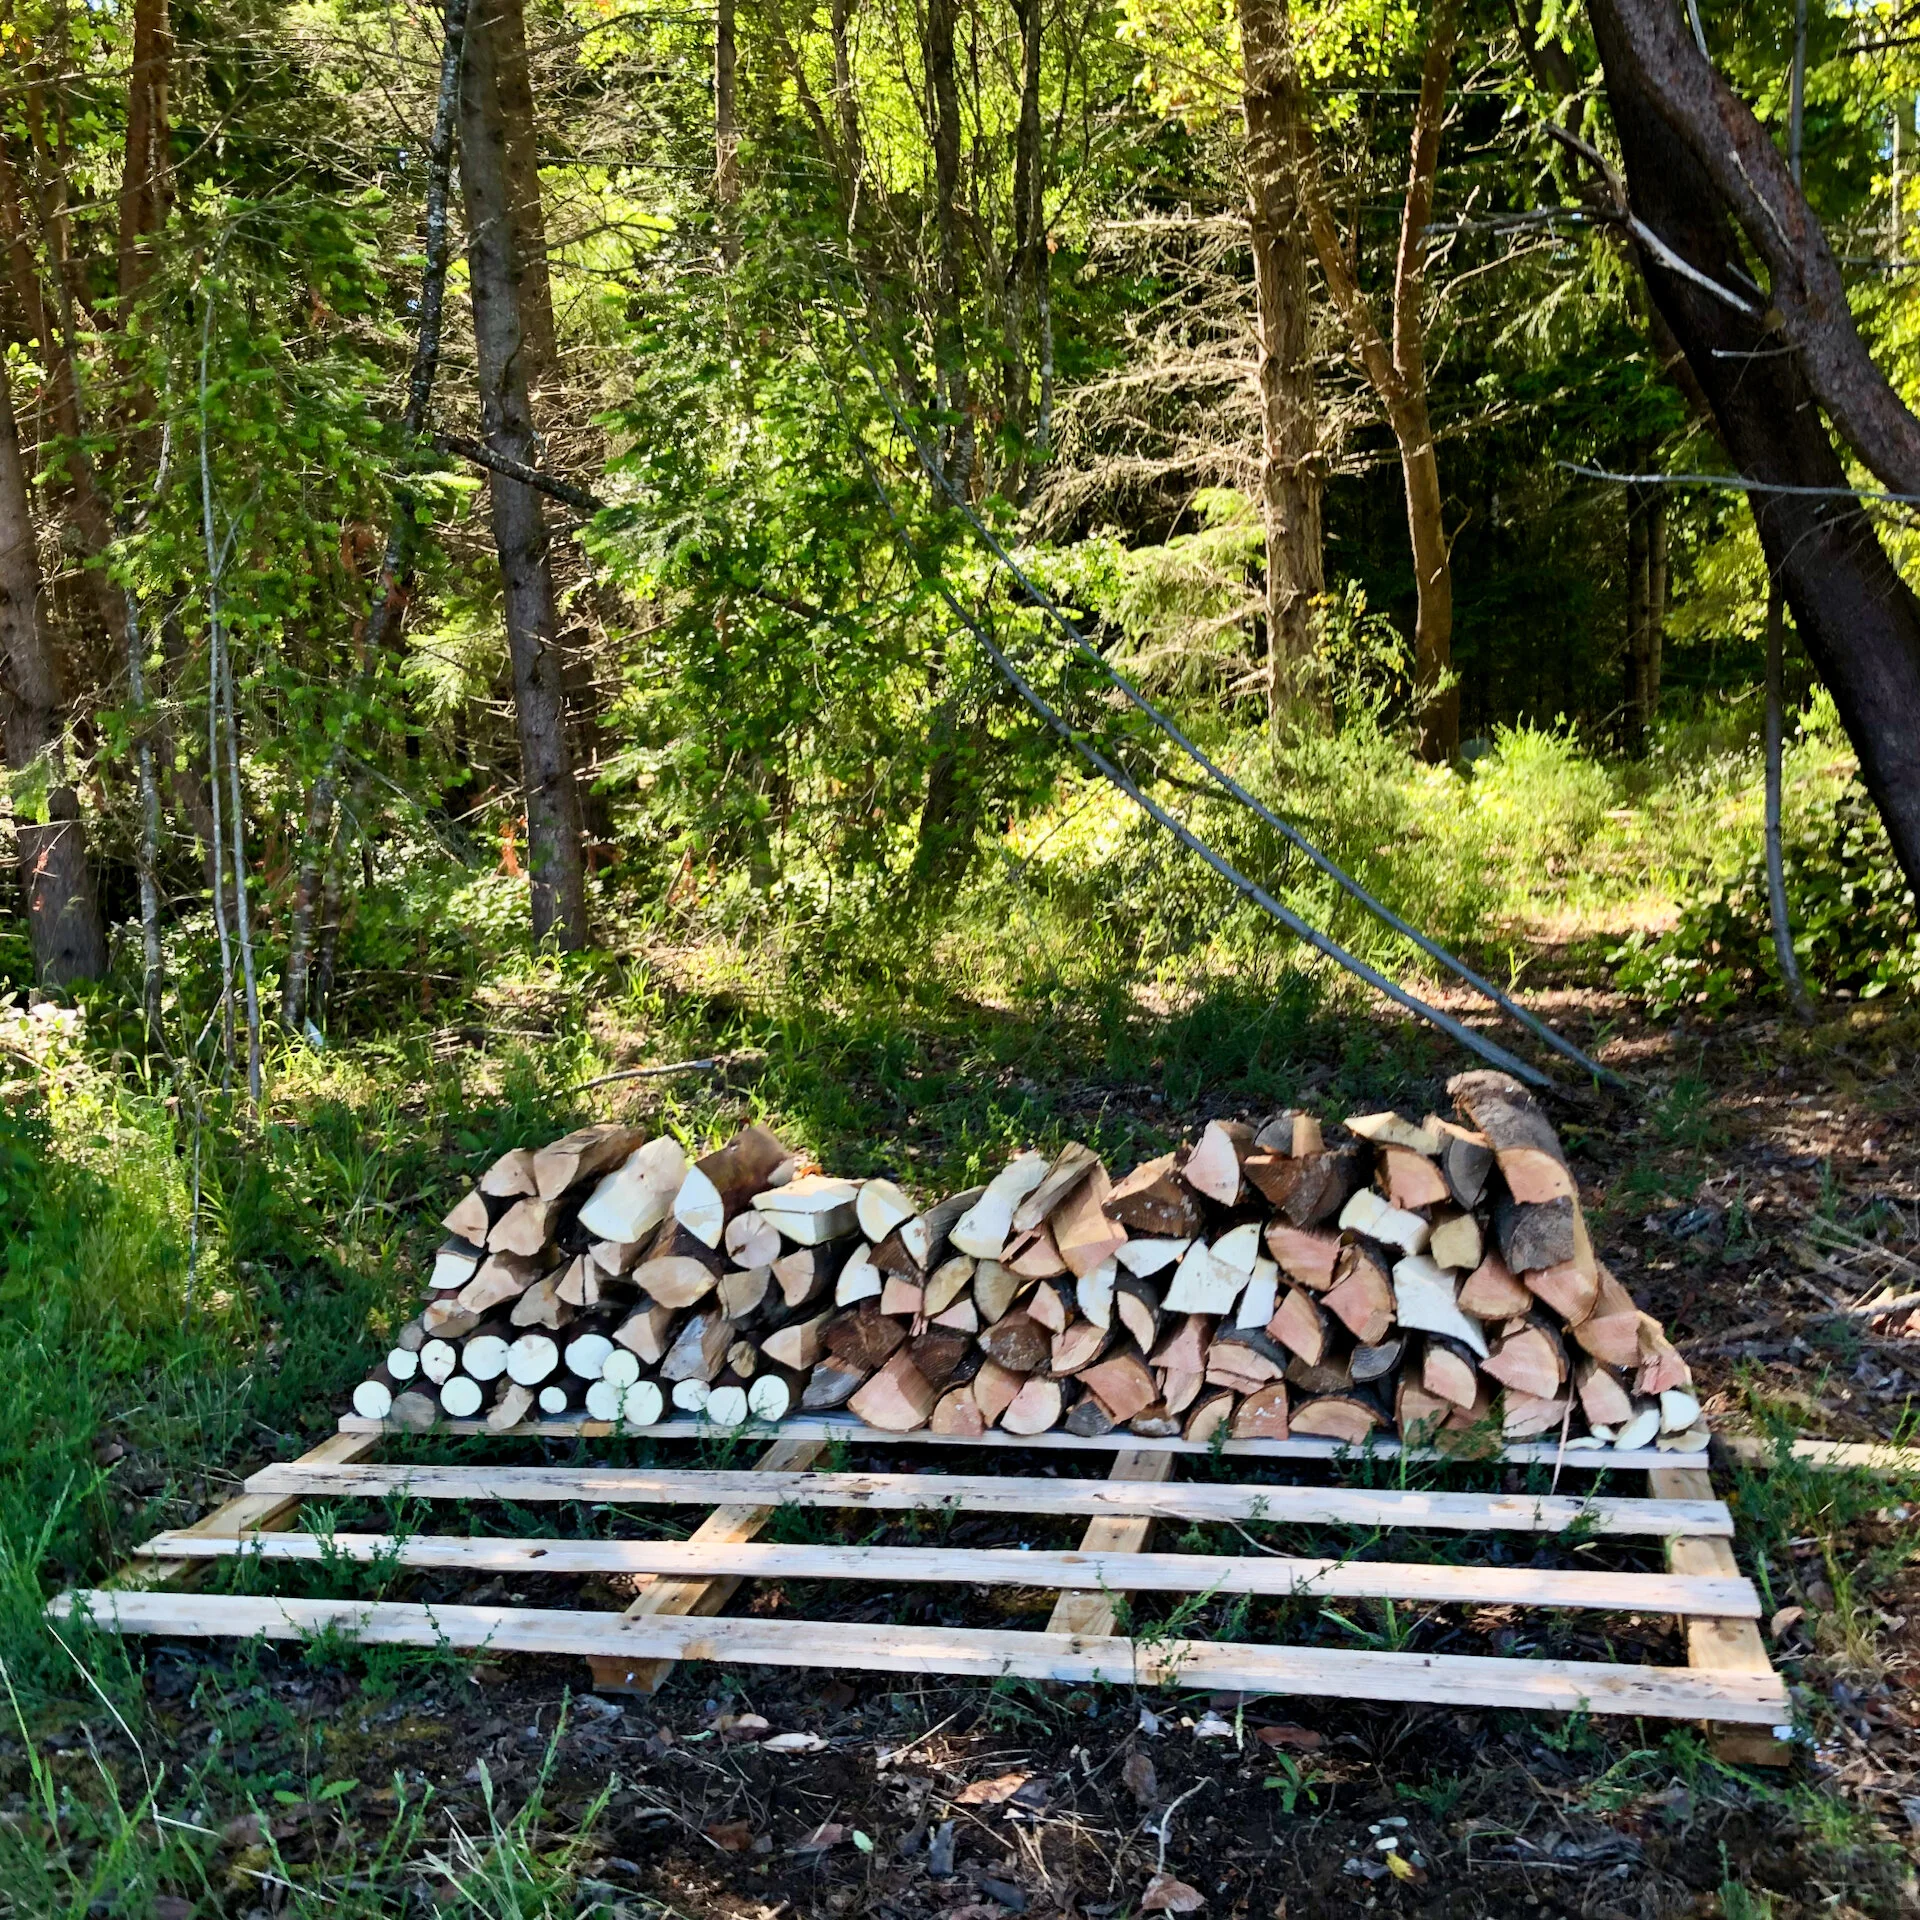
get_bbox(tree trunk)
[490,0,556,384]
[1646,489,1666,715]
[116,0,171,308]
[924,0,976,493]
[1591,0,1920,896]
[0,356,105,985]
[1623,478,1650,751]
[715,0,740,260]
[1238,0,1323,726]
[460,0,588,948]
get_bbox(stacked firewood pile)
[350,1071,1706,1452]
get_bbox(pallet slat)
[48,1590,1789,1722]
[131,1527,1759,1616]
[247,1462,1732,1538]
[1049,1449,1175,1638]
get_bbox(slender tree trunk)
[1238,0,1324,726]
[460,0,588,948]
[1591,0,1920,897]
[1764,584,1812,1016]
[0,357,106,985]
[1624,479,1650,750]
[116,0,171,309]
[715,0,740,262]
[925,0,976,492]
[1646,489,1666,715]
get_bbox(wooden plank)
[339,1410,1671,1471]
[1650,1463,1793,1767]
[1048,1450,1177,1638]
[132,1527,1760,1617]
[1719,1434,1920,1475]
[48,1589,1791,1722]
[111,1430,383,1591]
[590,1436,824,1696]
[245,1462,1733,1539]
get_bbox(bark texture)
[460,0,588,948]
[925,0,976,492]
[1590,0,1920,896]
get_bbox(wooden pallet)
[51,1419,1792,1742]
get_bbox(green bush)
[1610,783,1920,1015]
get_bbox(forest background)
[4,0,1920,1908]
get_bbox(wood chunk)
[1064,1391,1119,1438]
[973,1259,1026,1325]
[753,1177,860,1246]
[1183,1120,1254,1205]
[834,1245,883,1305]
[390,1389,440,1431]
[613,1301,676,1365]
[512,1273,575,1329]
[534,1124,645,1201]
[771,1243,834,1310]
[1391,1254,1489,1358]
[564,1330,616,1381]
[951,1153,1052,1259]
[1236,1257,1279,1331]
[923,1255,976,1316]
[1231,1381,1291,1438]
[1500,1391,1570,1439]
[659,1311,730,1384]
[622,1378,666,1426]
[1158,1366,1204,1414]
[823,1305,908,1372]
[578,1137,687,1243]
[716,1265,773,1321]
[1481,1315,1569,1400]
[1635,1313,1693,1395]
[1348,1334,1405,1384]
[1424,1117,1494,1210]
[800,1360,867,1409]
[1325,1238,1396,1346]
[487,1381,537,1432]
[1614,1403,1661,1451]
[931,1296,980,1334]
[761,1309,831,1371]
[1026,1275,1075,1334]
[554,1257,600,1308]
[1183,1390,1236,1444]
[1577,1356,1636,1429]
[1570,1266,1642,1368]
[479,1148,539,1198]
[505,1333,560,1386]
[725,1338,760,1380]
[909,1325,977,1390]
[1012,1142,1100,1233]
[1211,1222,1263,1275]
[1339,1187,1431,1255]
[1163,1240,1245,1315]
[1269,1286,1333,1366]
[459,1251,542,1315]
[1006,1223,1069,1279]
[1447,1070,1575,1204]
[1264,1223,1341,1290]
[643,1216,730,1272]
[1239,1149,1294,1207]
[1052,1161,1129,1277]
[1420,1332,1482,1410]
[636,1256,719,1311]
[1253,1109,1324,1157]
[1129,1401,1182,1438]
[1077,1257,1116,1331]
[1114,1272,1162,1353]
[1273,1147,1368,1226]
[1078,1346,1158,1422]
[1114,1235,1186,1277]
[675,1125,791,1247]
[431,1239,484,1292]
[971,1359,1026,1424]
[1427,1211,1484,1274]
[1493,1192,1576,1274]
[442,1190,493,1245]
[1050,1318,1111,1376]
[352,1371,395,1421]
[393,1320,428,1353]
[1380,1145,1450,1211]
[746,1371,797,1422]
[1290,1391,1386,1443]
[1346,1111,1444,1156]
[1002,1375,1066,1435]
[1149,1311,1214,1377]
[879,1273,925,1318]
[1659,1387,1703,1432]
[1209,1324,1290,1382]
[1528,1253,1600,1325]
[1104,1153,1202,1237]
[724,1211,783,1269]
[848,1350,937,1432]
[978,1309,1050,1374]
[931,1385,987,1436]
[855,1178,917,1245]
[1396,1376,1455,1444]
[1459,1249,1531,1319]
[420,1301,481,1339]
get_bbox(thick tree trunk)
[490,0,556,383]
[1238,0,1323,725]
[116,0,171,308]
[1591,0,1920,895]
[924,0,976,492]
[460,0,588,948]
[0,357,105,985]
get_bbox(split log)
[1150,1312,1214,1377]
[1183,1120,1254,1205]
[855,1177,916,1244]
[1635,1314,1693,1395]
[824,1305,908,1372]
[761,1309,831,1371]
[1348,1335,1405,1385]
[977,1309,1050,1374]
[1346,1111,1443,1156]
[834,1246,882,1305]
[1380,1145,1450,1211]
[1324,1238,1396,1346]
[459,1251,542,1315]
[1182,1390,1236,1444]
[1247,1147,1366,1226]
[674,1125,791,1247]
[1006,1223,1068,1279]
[973,1259,1025,1325]
[1026,1275,1075,1334]
[552,1257,599,1310]
[1480,1315,1569,1401]
[1159,1366,1203,1414]
[951,1153,1052,1259]
[1235,1257,1279,1331]
[1576,1357,1635,1428]
[1104,1153,1203,1237]
[971,1358,1026,1424]
[635,1256,719,1311]
[1230,1381,1290,1438]
[923,1255,975,1316]
[1427,1211,1484,1273]
[534,1123,645,1201]
[1390,1254,1489,1358]
[1614,1403,1661,1451]
[1458,1250,1531,1320]
[512,1273,574,1329]
[1209,1325,1289,1383]
[878,1273,925,1318]
[1419,1333,1482,1410]
[577,1136,687,1242]
[753,1173,860,1245]
[1162,1240,1245,1314]
[1210,1221,1262,1274]
[725,1339,759,1377]
[1659,1386,1702,1432]
[1396,1377,1452,1443]
[1264,1223,1340,1289]
[800,1360,867,1409]
[932,1295,980,1334]
[1286,1345,1354,1395]
[1525,1202,1599,1323]
[716,1265,772,1321]
[1064,1391,1118,1437]
[1428,1118,1495,1209]
[932,1384,988,1435]
[848,1349,938,1431]
[1078,1346,1158,1422]
[877,1186,984,1276]
[1076,1258,1116,1330]
[431,1239,483,1291]
[909,1324,978,1389]
[1001,1374,1065,1435]
[1570,1267,1641,1368]
[442,1190,494,1244]
[1290,1391,1386,1443]
[1492,1192,1576,1275]
[1114,1272,1162,1353]
[487,1381,537,1431]
[1447,1070,1575,1203]
[1050,1319,1111,1375]
[724,1211,783,1269]
[421,1301,482,1339]
[659,1310,730,1384]
[1252,1110,1323,1155]
[1338,1188,1431,1256]
[1499,1391,1570,1439]
[1114,1235,1186,1277]
[479,1148,539,1198]
[1129,1402,1181,1438]
[1011,1142,1100,1232]
[613,1302,676,1365]
[1269,1287,1334,1366]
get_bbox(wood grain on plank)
[48,1589,1790,1722]
[1048,1449,1176,1637]
[246,1462,1732,1538]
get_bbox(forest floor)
[7,928,1920,1920]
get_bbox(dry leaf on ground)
[1142,1874,1206,1912]
[1122,1750,1158,1805]
[955,1772,1030,1805]
[706,1819,756,1852]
